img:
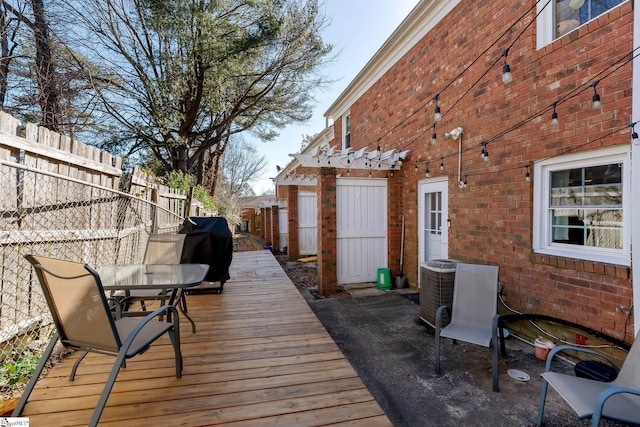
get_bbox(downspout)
[632,1,640,337]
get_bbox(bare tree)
[221,136,268,198]
[64,0,332,188]
[0,2,21,108]
[2,0,62,130]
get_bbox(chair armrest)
[119,305,180,349]
[543,345,618,373]
[435,305,451,323]
[593,386,640,423]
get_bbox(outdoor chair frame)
[537,329,640,427]
[434,262,501,392]
[14,254,182,427]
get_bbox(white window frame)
[342,113,351,149]
[533,145,630,266]
[537,0,628,49]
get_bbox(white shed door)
[336,178,387,284]
[298,191,317,256]
[279,208,288,252]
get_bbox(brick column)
[271,205,280,253]
[260,207,267,241]
[287,185,299,260]
[264,207,272,245]
[388,171,404,278]
[317,167,337,296]
[249,210,258,235]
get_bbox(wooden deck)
[18,250,392,426]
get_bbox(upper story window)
[343,114,351,149]
[533,145,630,266]
[537,0,626,48]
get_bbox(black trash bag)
[179,217,233,292]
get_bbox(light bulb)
[502,63,512,84]
[434,106,442,122]
[551,111,559,126]
[569,0,585,9]
[440,160,444,171]
[592,93,601,109]
[632,131,639,146]
[425,168,430,178]
[431,131,437,145]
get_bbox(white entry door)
[298,191,317,256]
[418,179,449,267]
[336,178,387,284]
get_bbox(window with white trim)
[343,114,351,149]
[537,0,626,49]
[533,146,630,266]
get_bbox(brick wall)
[317,167,337,296]
[331,1,634,339]
[271,205,280,253]
[287,185,300,260]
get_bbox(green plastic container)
[377,268,392,290]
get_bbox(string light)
[501,48,512,84]
[431,124,437,145]
[330,10,639,183]
[525,165,531,182]
[434,94,442,122]
[440,157,444,171]
[480,142,489,162]
[425,163,430,178]
[590,80,601,109]
[415,162,418,172]
[631,122,639,146]
[551,102,559,126]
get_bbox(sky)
[250,0,421,195]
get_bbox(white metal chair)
[16,254,182,427]
[434,262,501,391]
[537,329,640,426]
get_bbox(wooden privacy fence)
[0,111,210,374]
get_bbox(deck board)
[18,250,391,426]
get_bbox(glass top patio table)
[97,263,209,291]
[97,263,209,333]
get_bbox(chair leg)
[168,307,182,378]
[12,333,59,416]
[536,379,549,426]
[88,351,126,427]
[176,289,196,333]
[434,306,449,375]
[70,351,89,381]
[492,314,500,392]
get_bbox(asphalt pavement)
[302,287,627,427]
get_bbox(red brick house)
[275,0,638,341]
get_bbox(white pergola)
[274,145,410,186]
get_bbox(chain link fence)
[0,159,186,397]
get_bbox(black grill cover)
[179,217,232,283]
